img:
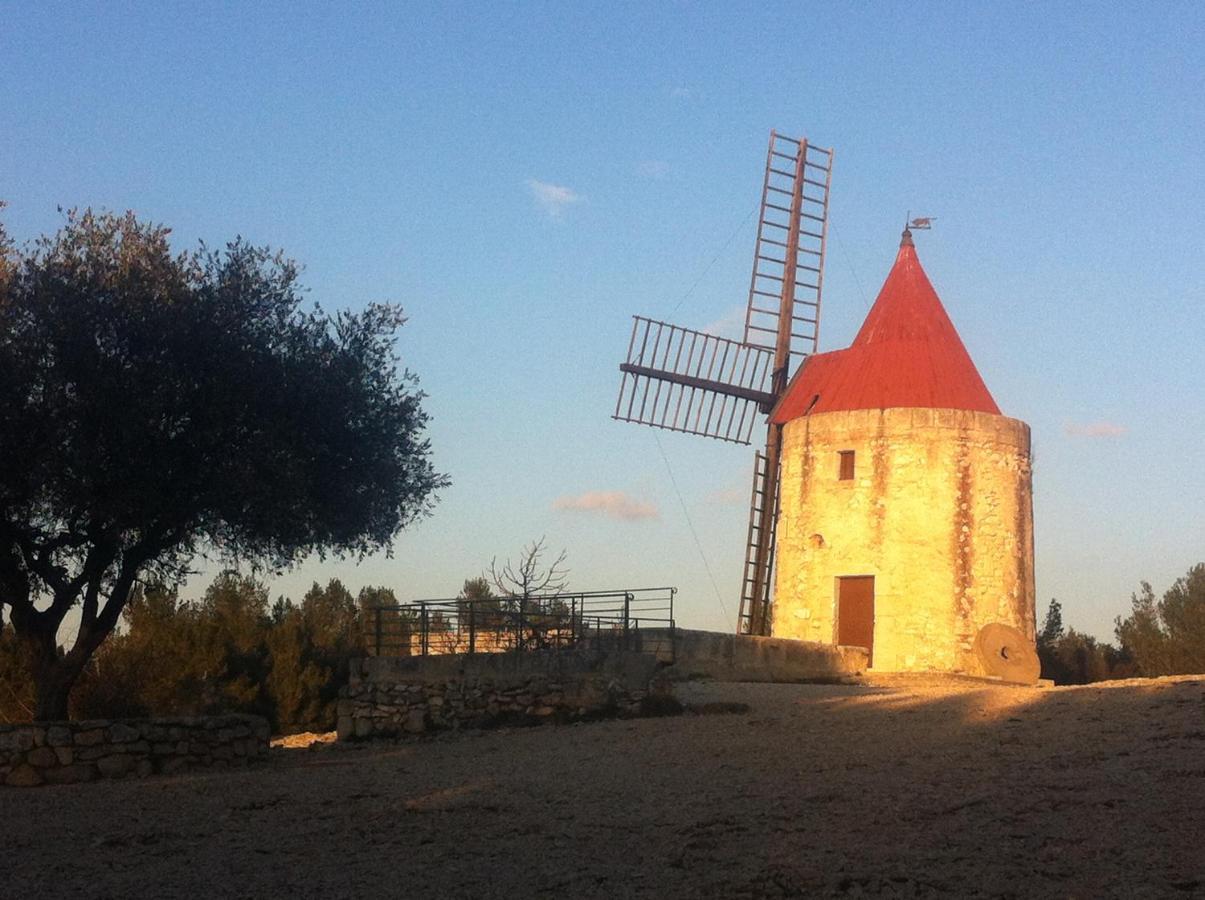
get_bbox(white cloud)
[526,179,581,219]
[1064,421,1127,438]
[702,305,746,340]
[552,491,659,522]
[637,160,670,178]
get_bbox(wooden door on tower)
[837,576,875,666]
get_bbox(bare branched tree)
[488,537,569,604]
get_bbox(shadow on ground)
[2,675,1202,898]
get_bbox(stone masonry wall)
[664,628,868,682]
[773,407,1035,674]
[338,647,670,740]
[0,714,270,787]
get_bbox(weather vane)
[905,211,936,231]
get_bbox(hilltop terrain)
[3,675,1202,898]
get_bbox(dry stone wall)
[338,647,671,740]
[0,714,269,787]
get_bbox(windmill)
[613,131,833,636]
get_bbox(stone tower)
[769,229,1035,673]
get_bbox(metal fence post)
[367,588,677,660]
[420,602,429,657]
[468,600,476,654]
[670,588,677,663]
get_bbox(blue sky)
[3,2,1203,640]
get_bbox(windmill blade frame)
[742,133,833,368]
[610,130,833,638]
[614,316,776,445]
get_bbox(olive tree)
[0,209,447,719]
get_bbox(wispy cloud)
[1064,421,1127,438]
[669,86,693,99]
[526,179,581,219]
[637,160,670,178]
[552,491,659,521]
[702,305,746,340]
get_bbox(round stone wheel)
[974,623,1040,684]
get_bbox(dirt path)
[2,675,1202,898]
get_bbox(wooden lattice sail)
[612,131,833,635]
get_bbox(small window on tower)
[838,450,856,481]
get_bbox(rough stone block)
[27,747,59,768]
[96,755,134,778]
[43,764,93,785]
[107,723,141,743]
[161,757,191,776]
[0,731,35,753]
[6,764,44,787]
[54,746,74,766]
[75,729,106,747]
[404,710,426,734]
[46,726,72,747]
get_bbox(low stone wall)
[659,628,868,683]
[338,646,670,740]
[0,715,270,787]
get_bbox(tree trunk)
[28,635,85,721]
[33,665,74,721]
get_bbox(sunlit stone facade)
[771,407,1035,673]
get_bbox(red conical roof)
[772,231,1000,423]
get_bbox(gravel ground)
[2,674,1203,899]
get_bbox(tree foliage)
[1036,598,1134,684]
[1,572,387,733]
[1036,562,1205,685]
[457,576,505,628]
[1115,564,1205,676]
[0,208,446,718]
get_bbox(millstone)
[973,622,1040,684]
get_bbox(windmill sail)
[612,130,832,638]
[737,450,779,635]
[742,134,832,368]
[614,317,775,445]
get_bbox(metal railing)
[364,587,675,658]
